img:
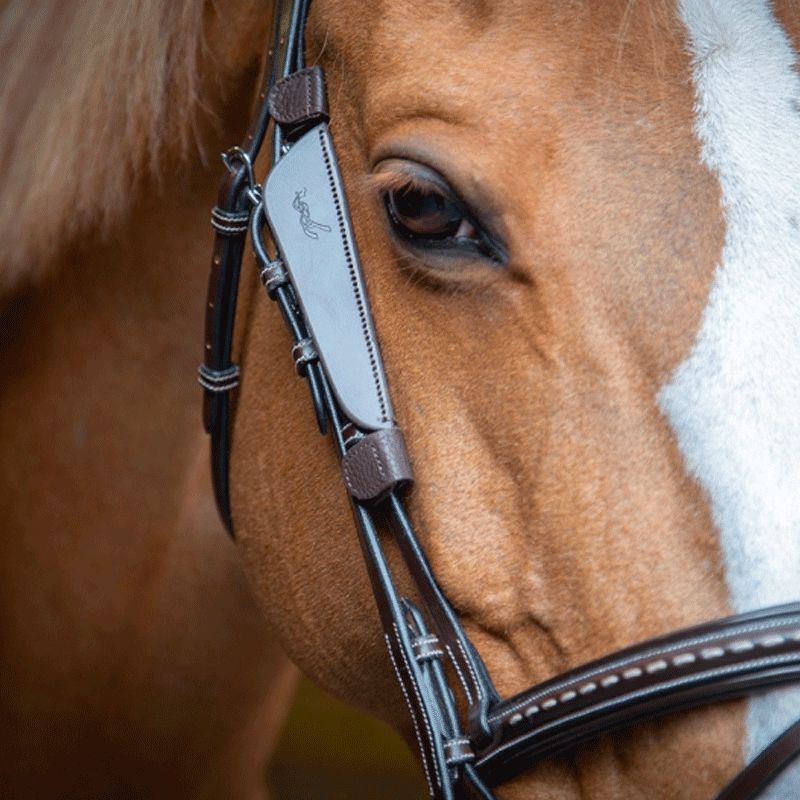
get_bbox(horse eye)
[386,185,467,240]
[376,161,503,263]
[375,159,506,264]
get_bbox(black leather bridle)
[200,2,800,797]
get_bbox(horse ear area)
[268,66,330,141]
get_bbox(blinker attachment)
[262,123,395,431]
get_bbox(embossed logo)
[293,188,332,239]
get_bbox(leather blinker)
[342,428,414,502]
[268,65,329,141]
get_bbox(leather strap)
[715,719,800,800]
[475,605,800,785]
[200,0,308,532]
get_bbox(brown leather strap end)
[342,428,414,502]
[714,718,800,800]
[268,66,329,141]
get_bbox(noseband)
[201,2,800,797]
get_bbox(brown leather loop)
[412,633,445,663]
[444,737,476,767]
[342,428,414,501]
[268,66,329,141]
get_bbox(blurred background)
[270,678,426,798]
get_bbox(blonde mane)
[0,0,232,290]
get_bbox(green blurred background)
[269,678,427,799]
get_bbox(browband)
[200,2,800,797]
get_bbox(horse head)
[224,1,800,797]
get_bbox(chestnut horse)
[1,1,799,799]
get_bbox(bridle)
[200,2,800,798]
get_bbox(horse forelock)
[660,1,800,792]
[0,0,272,294]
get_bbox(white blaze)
[662,0,800,795]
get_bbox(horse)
[1,0,799,798]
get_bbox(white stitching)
[392,623,442,790]
[490,620,800,723]
[499,630,800,727]
[318,130,390,422]
[455,638,484,702]
[385,633,436,797]
[623,668,643,679]
[480,652,800,768]
[445,643,474,707]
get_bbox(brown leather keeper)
[268,66,329,141]
[342,428,414,502]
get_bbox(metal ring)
[221,146,256,190]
